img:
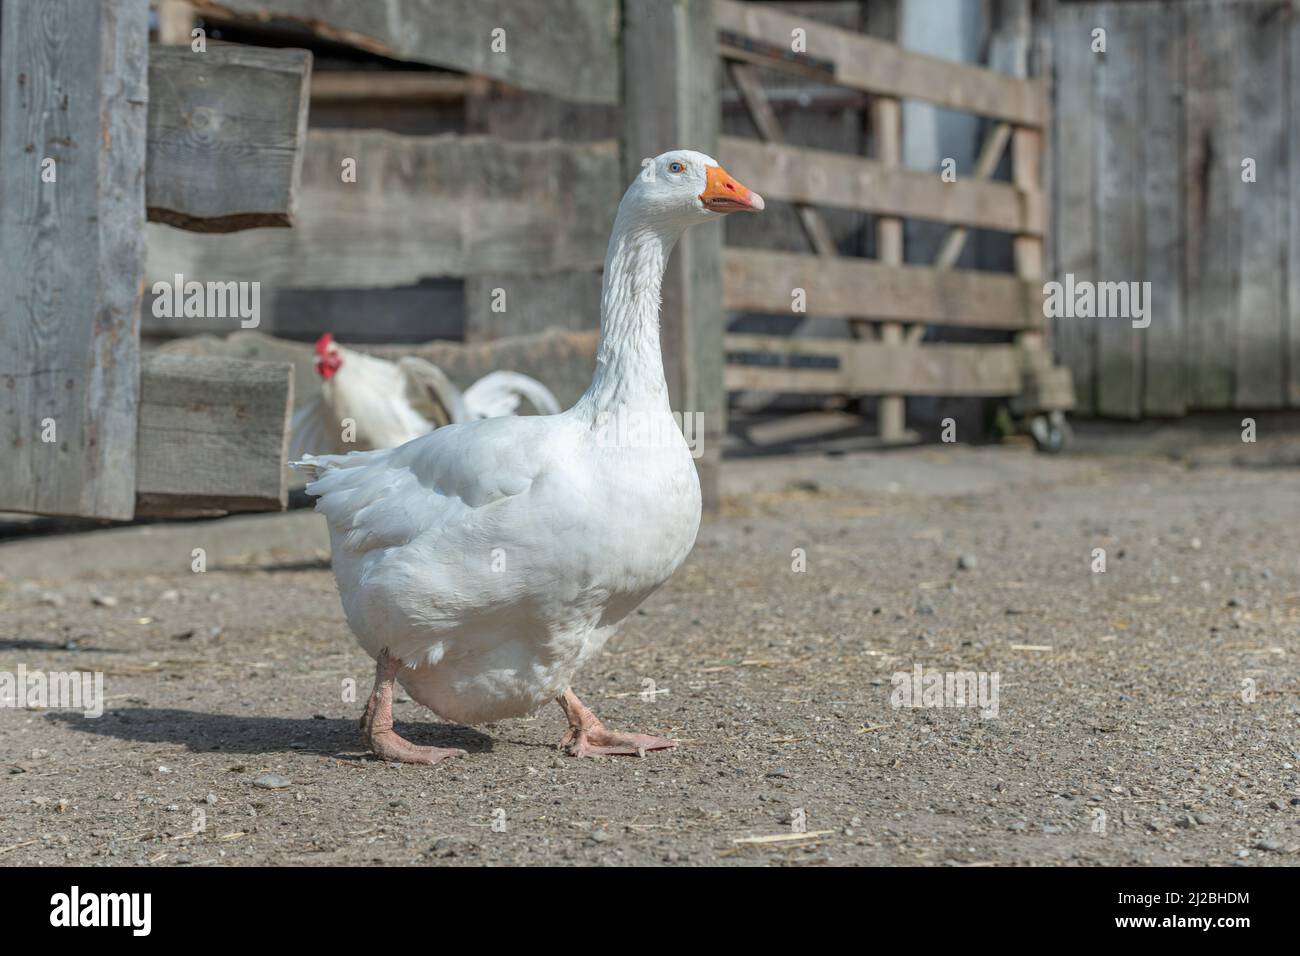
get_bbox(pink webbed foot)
[361,649,466,767]
[556,688,678,758]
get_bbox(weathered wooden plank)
[146,133,621,287]
[0,0,148,520]
[623,0,723,508]
[1051,1,1097,415]
[719,135,1041,234]
[871,95,907,440]
[1235,1,1288,408]
[147,42,311,232]
[715,0,1046,126]
[161,329,599,415]
[464,273,603,343]
[1290,8,1300,406]
[190,0,619,104]
[1141,2,1187,416]
[142,281,465,343]
[134,353,293,517]
[723,249,1041,330]
[1094,3,1143,419]
[310,72,480,102]
[1184,1,1240,409]
[724,335,1023,395]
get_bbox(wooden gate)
[715,0,1073,441]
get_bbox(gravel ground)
[1,444,1297,867]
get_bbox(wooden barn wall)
[1053,0,1300,417]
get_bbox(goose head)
[624,149,765,227]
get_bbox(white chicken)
[288,333,561,458]
[294,150,763,765]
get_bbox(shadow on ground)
[46,707,492,756]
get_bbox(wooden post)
[871,95,906,442]
[622,0,723,509]
[0,0,149,520]
[1012,127,1044,343]
[156,0,195,44]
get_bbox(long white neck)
[573,203,684,421]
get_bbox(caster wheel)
[1030,410,1072,453]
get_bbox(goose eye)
[668,161,685,174]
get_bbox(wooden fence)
[1053,0,1300,417]
[0,0,1076,522]
[716,0,1072,442]
[0,0,310,520]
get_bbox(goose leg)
[361,649,466,766]
[556,688,677,758]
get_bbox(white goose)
[294,150,763,764]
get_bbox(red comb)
[314,332,334,356]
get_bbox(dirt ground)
[1,440,1298,866]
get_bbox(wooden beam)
[146,133,621,287]
[134,353,293,517]
[0,0,149,520]
[622,0,723,509]
[1051,0,1097,414]
[147,42,312,232]
[1094,3,1143,418]
[715,0,1047,127]
[720,133,1040,235]
[309,72,482,102]
[722,249,1042,330]
[725,335,1023,396]
[872,96,906,441]
[162,328,599,416]
[190,0,619,104]
[156,0,196,44]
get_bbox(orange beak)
[700,165,765,213]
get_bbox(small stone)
[1193,812,1216,825]
[765,768,790,779]
[1042,824,1061,834]
[91,594,118,608]
[38,591,65,607]
[430,837,458,858]
[1226,597,1244,608]
[1255,839,1283,852]
[1007,821,1026,831]
[958,554,977,570]
[204,793,218,805]
[1269,799,1285,811]
[588,829,612,844]
[915,601,935,617]
[253,773,291,790]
